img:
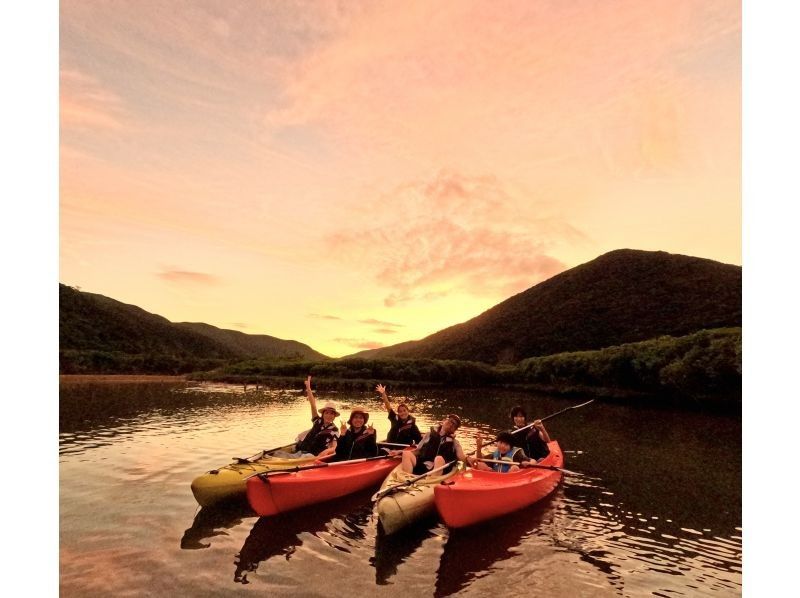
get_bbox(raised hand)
[339,421,348,435]
[365,423,376,435]
[304,376,312,391]
[375,383,386,395]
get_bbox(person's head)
[348,409,369,429]
[510,406,527,428]
[441,414,461,435]
[320,402,340,424]
[397,403,411,419]
[496,431,515,454]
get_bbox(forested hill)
[350,249,741,365]
[59,284,328,364]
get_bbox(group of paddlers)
[290,377,551,475]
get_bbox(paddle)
[246,453,400,481]
[234,442,296,463]
[508,399,595,437]
[377,441,411,448]
[370,460,457,502]
[476,458,582,476]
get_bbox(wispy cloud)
[157,269,219,285]
[373,329,398,335]
[308,313,342,320]
[229,322,248,329]
[333,338,385,350]
[358,318,403,327]
[60,68,129,131]
[327,170,575,306]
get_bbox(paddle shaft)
[250,453,399,480]
[477,458,580,476]
[372,460,457,502]
[469,398,594,456]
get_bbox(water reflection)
[180,499,256,550]
[60,380,742,596]
[233,490,374,584]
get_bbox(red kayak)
[434,440,564,528]
[246,455,402,516]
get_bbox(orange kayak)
[434,440,564,528]
[246,455,402,516]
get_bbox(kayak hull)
[247,456,402,516]
[434,441,563,529]
[190,444,321,507]
[376,463,462,535]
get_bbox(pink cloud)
[358,318,403,327]
[333,338,385,350]
[157,269,219,285]
[60,69,128,131]
[327,170,574,306]
[373,328,398,335]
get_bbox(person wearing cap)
[508,405,551,461]
[394,414,466,475]
[376,383,422,446]
[470,431,533,473]
[332,407,378,461]
[294,376,341,457]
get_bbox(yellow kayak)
[375,462,463,535]
[190,444,321,507]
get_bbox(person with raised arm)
[376,383,422,447]
[293,376,341,457]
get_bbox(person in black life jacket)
[471,432,534,473]
[508,405,551,461]
[376,383,422,446]
[332,408,378,461]
[294,376,341,457]
[393,414,466,475]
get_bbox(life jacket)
[524,428,550,460]
[296,417,339,455]
[388,413,421,445]
[334,427,377,461]
[418,425,457,465]
[510,425,550,461]
[491,447,523,473]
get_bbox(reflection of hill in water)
[234,490,374,585]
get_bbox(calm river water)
[60,380,741,597]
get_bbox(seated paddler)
[470,432,533,472]
[376,383,422,447]
[332,408,379,461]
[393,414,466,475]
[285,376,340,458]
[509,405,551,461]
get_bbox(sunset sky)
[59,0,741,357]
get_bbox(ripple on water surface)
[60,381,741,597]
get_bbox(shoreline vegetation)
[59,328,740,409]
[192,328,738,408]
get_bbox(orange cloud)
[308,313,342,320]
[358,318,403,327]
[327,170,573,306]
[333,338,385,350]
[373,328,398,335]
[157,269,219,285]
[60,68,128,131]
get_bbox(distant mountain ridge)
[59,284,328,362]
[349,249,741,364]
